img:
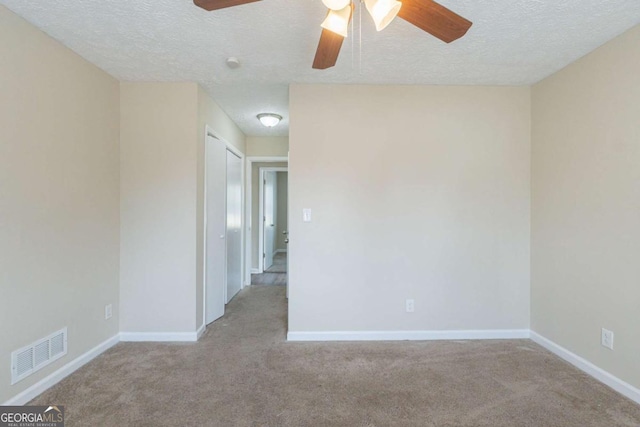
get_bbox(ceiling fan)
[193,0,472,70]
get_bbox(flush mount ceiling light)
[194,0,472,70]
[257,113,283,128]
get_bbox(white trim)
[245,156,288,280]
[3,334,120,406]
[259,166,288,273]
[258,168,264,273]
[196,323,206,340]
[287,329,531,342]
[275,249,288,254]
[530,331,640,404]
[207,126,244,160]
[246,156,288,162]
[245,160,252,280]
[119,331,200,342]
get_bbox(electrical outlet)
[406,299,415,313]
[105,304,113,320]
[601,328,614,350]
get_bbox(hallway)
[265,252,286,273]
[29,286,640,426]
[252,252,287,285]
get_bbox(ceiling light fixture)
[321,4,353,38]
[364,0,402,31]
[257,113,282,128]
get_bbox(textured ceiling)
[2,0,639,136]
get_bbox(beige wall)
[531,25,640,389]
[0,6,120,403]
[246,137,289,157]
[251,163,288,269]
[120,83,245,334]
[196,86,246,327]
[276,172,289,251]
[120,82,199,333]
[289,84,531,333]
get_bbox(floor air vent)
[11,327,67,384]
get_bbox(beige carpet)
[31,286,640,426]
[265,252,287,273]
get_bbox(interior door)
[263,171,276,271]
[205,136,226,325]
[226,150,243,303]
[286,153,290,298]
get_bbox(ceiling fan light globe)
[364,0,402,31]
[320,5,352,38]
[322,0,351,11]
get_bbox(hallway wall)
[246,137,289,157]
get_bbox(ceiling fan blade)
[398,0,472,43]
[313,4,354,70]
[312,29,345,70]
[194,0,261,12]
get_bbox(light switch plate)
[406,299,415,313]
[303,208,312,222]
[601,328,614,350]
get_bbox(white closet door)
[226,150,243,303]
[205,136,226,324]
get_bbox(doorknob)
[284,238,289,244]
[282,230,288,235]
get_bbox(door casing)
[203,126,245,329]
[258,166,289,273]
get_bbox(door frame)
[245,157,288,280]
[258,167,288,273]
[202,125,245,330]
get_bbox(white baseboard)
[3,334,120,406]
[251,268,261,274]
[275,249,288,254]
[119,331,199,342]
[530,331,640,405]
[287,329,530,342]
[196,324,206,340]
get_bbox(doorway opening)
[255,167,288,285]
[245,158,288,288]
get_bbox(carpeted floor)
[265,252,287,273]
[251,271,286,286]
[31,286,640,426]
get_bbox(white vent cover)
[11,327,67,384]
